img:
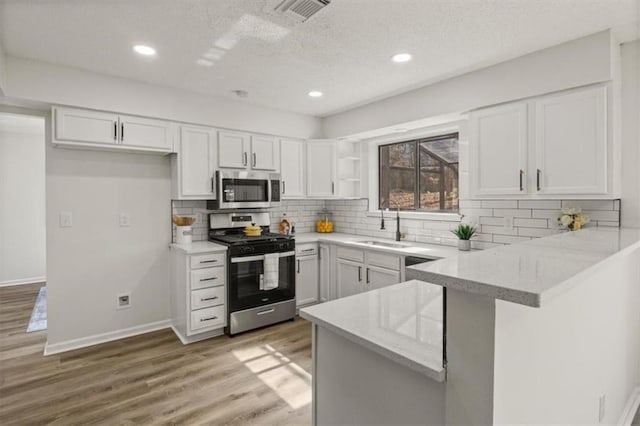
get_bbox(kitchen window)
[379,133,459,212]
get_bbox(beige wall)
[621,40,640,227]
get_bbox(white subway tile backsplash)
[583,210,620,221]
[492,208,532,218]
[479,225,519,236]
[481,200,519,209]
[561,200,615,211]
[518,200,562,209]
[513,218,549,229]
[479,216,504,226]
[517,227,557,237]
[459,200,483,208]
[532,209,561,220]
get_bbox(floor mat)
[26,286,47,332]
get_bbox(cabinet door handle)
[120,123,124,142]
[200,260,218,264]
[211,177,215,194]
[536,169,542,191]
[358,266,362,282]
[282,181,286,194]
[331,181,335,195]
[366,268,370,284]
[200,277,218,282]
[200,296,218,301]
[200,316,218,322]
[302,249,314,252]
[519,170,524,191]
[243,152,247,166]
[113,122,117,141]
[252,153,256,167]
[297,259,300,274]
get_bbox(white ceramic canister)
[176,225,193,245]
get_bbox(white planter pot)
[458,239,471,251]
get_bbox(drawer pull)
[257,308,275,316]
[200,260,218,264]
[200,277,218,281]
[201,316,218,322]
[200,296,218,301]
[301,249,314,252]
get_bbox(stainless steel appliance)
[207,171,281,210]
[208,212,295,335]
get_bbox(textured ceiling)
[0,0,638,117]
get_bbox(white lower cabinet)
[335,246,401,298]
[170,247,227,343]
[296,244,319,307]
[319,243,332,302]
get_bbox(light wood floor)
[0,283,313,425]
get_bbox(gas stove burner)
[209,232,292,245]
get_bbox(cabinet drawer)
[190,267,225,290]
[367,251,400,271]
[190,252,225,269]
[336,246,365,263]
[191,286,225,310]
[296,244,318,256]
[190,305,225,331]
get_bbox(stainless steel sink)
[358,240,409,248]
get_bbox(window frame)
[365,122,463,221]
[378,132,460,213]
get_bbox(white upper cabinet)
[218,131,280,171]
[306,140,337,198]
[534,86,607,195]
[55,108,119,145]
[251,135,279,171]
[280,139,306,198]
[469,85,610,198]
[172,125,217,200]
[53,107,172,153]
[470,103,528,196]
[118,115,172,151]
[218,130,250,169]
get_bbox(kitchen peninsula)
[301,228,640,425]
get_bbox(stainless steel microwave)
[207,170,281,210]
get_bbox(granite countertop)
[170,241,228,254]
[294,232,461,260]
[406,228,640,308]
[300,279,446,382]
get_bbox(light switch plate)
[59,212,73,228]
[119,213,131,227]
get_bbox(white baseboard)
[0,276,46,287]
[619,386,640,426]
[44,319,171,356]
[171,325,224,345]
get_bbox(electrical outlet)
[117,293,131,310]
[119,212,131,227]
[59,211,73,228]
[598,394,606,422]
[504,216,514,230]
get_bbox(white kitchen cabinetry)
[280,139,306,198]
[218,130,250,169]
[469,85,609,199]
[218,131,280,171]
[251,135,280,171]
[296,244,319,307]
[470,103,528,196]
[534,86,607,195]
[53,107,172,153]
[170,248,227,344]
[336,140,362,198]
[335,246,401,298]
[171,125,217,200]
[319,243,332,302]
[306,140,337,198]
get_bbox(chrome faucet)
[395,208,401,241]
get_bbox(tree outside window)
[379,133,459,212]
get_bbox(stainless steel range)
[208,212,295,336]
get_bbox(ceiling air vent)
[275,0,331,22]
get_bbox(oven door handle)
[230,251,295,263]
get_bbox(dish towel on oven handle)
[262,253,280,290]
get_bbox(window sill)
[366,210,462,222]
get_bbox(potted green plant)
[451,224,476,251]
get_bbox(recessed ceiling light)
[391,53,412,63]
[308,91,323,98]
[133,45,156,56]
